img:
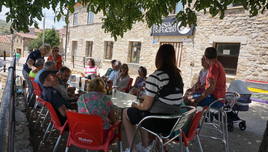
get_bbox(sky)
[0,6,66,29]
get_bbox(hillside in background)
[0,20,11,35]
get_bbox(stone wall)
[66,7,268,88]
[0,43,11,56]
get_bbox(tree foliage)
[1,0,268,39]
[29,28,60,51]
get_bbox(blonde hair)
[87,78,106,93]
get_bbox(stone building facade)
[65,5,268,88]
[13,32,38,57]
[0,35,11,56]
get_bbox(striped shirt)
[145,70,183,105]
[84,66,98,76]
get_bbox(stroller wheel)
[228,123,234,132]
[239,121,246,131]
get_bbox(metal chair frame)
[200,92,240,152]
[130,106,196,152]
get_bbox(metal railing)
[0,56,16,152]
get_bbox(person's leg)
[123,108,136,147]
[22,69,35,106]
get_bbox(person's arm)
[58,56,63,69]
[132,95,154,111]
[27,58,36,70]
[58,105,68,117]
[133,77,139,88]
[193,78,216,103]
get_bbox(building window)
[73,13,78,26]
[87,12,94,24]
[85,41,93,57]
[128,41,141,63]
[171,2,183,14]
[104,41,113,59]
[230,2,242,7]
[215,43,240,75]
[160,42,183,67]
[71,41,78,56]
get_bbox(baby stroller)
[227,80,252,132]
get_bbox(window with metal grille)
[104,41,113,59]
[87,12,94,24]
[73,13,78,26]
[215,43,240,75]
[85,41,93,57]
[128,41,141,63]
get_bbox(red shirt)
[205,60,226,99]
[48,55,62,70]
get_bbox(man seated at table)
[187,47,226,108]
[107,60,121,88]
[40,71,72,124]
[103,59,117,78]
[53,66,77,102]
[35,61,57,87]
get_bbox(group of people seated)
[22,43,226,152]
[83,57,147,96]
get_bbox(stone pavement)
[22,98,267,152]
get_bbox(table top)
[110,90,137,108]
[69,79,138,109]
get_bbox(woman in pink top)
[82,58,98,79]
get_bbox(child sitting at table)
[77,78,116,131]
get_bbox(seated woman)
[82,58,98,79]
[114,63,130,92]
[122,44,184,152]
[129,66,147,96]
[77,78,115,131]
[47,46,62,71]
[29,58,45,78]
[184,56,209,103]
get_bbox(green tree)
[1,0,268,39]
[29,28,60,51]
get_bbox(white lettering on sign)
[78,137,93,143]
[152,20,192,36]
[223,49,231,55]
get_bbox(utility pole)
[64,11,69,62]
[42,13,46,45]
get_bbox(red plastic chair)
[122,78,133,93]
[29,78,44,114]
[30,78,42,97]
[182,107,208,152]
[40,98,67,152]
[65,111,122,152]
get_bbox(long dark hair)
[155,44,183,88]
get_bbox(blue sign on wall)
[151,17,195,36]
